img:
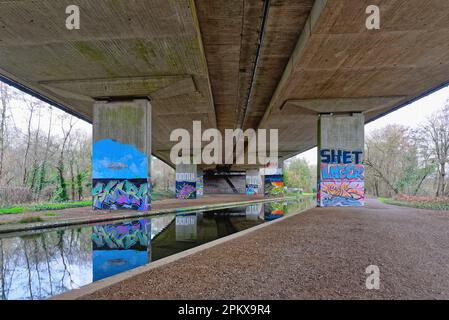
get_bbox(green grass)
[43,212,62,217]
[152,190,175,201]
[378,198,449,211]
[0,191,175,216]
[19,216,43,224]
[0,200,92,215]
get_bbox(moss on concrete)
[130,40,156,69]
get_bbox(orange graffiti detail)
[324,182,363,200]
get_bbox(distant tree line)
[0,83,176,207]
[284,158,317,193]
[0,83,91,206]
[365,104,449,198]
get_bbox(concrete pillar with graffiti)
[176,164,198,199]
[196,168,204,198]
[263,162,285,197]
[92,99,152,211]
[246,169,262,195]
[317,114,365,207]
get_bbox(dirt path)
[82,199,449,300]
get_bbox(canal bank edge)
[0,196,304,235]
[50,201,312,300]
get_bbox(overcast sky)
[297,85,449,165]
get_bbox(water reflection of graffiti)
[264,201,288,221]
[92,219,151,281]
[319,149,364,207]
[264,175,284,197]
[92,179,150,210]
[176,181,196,199]
[92,219,151,250]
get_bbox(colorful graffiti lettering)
[176,181,197,199]
[264,175,284,197]
[319,148,364,207]
[320,180,364,206]
[246,184,260,195]
[92,179,151,211]
[321,164,364,180]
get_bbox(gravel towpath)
[82,199,449,300]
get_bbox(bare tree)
[0,83,9,182]
[21,98,36,186]
[54,115,76,202]
[415,103,449,197]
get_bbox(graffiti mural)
[175,169,197,199]
[264,175,284,197]
[92,179,151,210]
[246,184,259,195]
[318,149,365,207]
[196,176,204,197]
[92,139,150,211]
[176,181,197,199]
[92,219,151,281]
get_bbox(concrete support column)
[176,164,198,199]
[92,99,151,211]
[317,113,365,207]
[246,169,262,195]
[263,162,285,197]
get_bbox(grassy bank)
[378,197,449,211]
[0,190,176,215]
[0,201,92,215]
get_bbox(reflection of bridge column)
[175,213,198,242]
[317,114,365,207]
[92,219,151,282]
[92,99,151,211]
[245,169,262,195]
[262,161,285,197]
[245,203,264,220]
[175,164,198,199]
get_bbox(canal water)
[0,197,312,300]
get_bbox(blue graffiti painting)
[93,139,148,179]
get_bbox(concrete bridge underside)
[1,0,449,171]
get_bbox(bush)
[19,216,43,224]
[0,187,33,206]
